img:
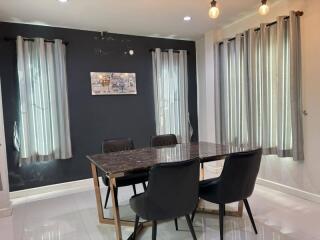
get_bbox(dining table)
[87,141,255,240]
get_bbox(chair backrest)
[151,134,178,147]
[217,148,262,203]
[102,138,134,153]
[145,159,199,220]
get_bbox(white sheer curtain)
[16,36,72,164]
[152,48,192,143]
[214,12,304,161]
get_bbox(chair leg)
[219,204,225,240]
[174,218,179,231]
[142,182,147,191]
[114,187,119,208]
[104,187,110,209]
[132,184,137,195]
[243,199,258,234]
[191,208,196,222]
[185,215,197,240]
[133,215,140,239]
[191,199,199,222]
[152,220,157,240]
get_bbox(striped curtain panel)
[214,12,304,161]
[16,36,72,165]
[152,48,192,143]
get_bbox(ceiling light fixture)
[184,16,192,21]
[58,0,68,3]
[209,0,220,19]
[259,0,270,16]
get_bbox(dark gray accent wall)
[0,22,198,191]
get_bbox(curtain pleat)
[16,36,72,164]
[152,48,191,143]
[53,40,72,159]
[213,43,222,143]
[289,12,304,161]
[214,11,304,161]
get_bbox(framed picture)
[90,72,137,95]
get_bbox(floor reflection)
[1,185,319,240]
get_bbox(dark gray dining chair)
[197,148,262,240]
[130,159,199,240]
[151,134,178,147]
[151,133,180,230]
[101,138,148,208]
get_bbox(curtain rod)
[3,37,69,45]
[218,11,303,45]
[149,49,190,54]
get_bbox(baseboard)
[256,178,320,204]
[10,176,320,206]
[0,204,12,218]
[10,178,97,204]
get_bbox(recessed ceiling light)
[58,0,68,3]
[184,16,192,21]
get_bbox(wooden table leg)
[237,201,244,217]
[200,163,205,180]
[197,200,244,217]
[110,177,123,240]
[91,163,106,224]
[90,163,147,240]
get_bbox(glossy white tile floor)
[1,184,320,240]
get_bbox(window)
[15,36,72,164]
[213,12,304,160]
[152,48,192,143]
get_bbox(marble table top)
[87,142,254,177]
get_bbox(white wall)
[0,80,11,217]
[197,0,320,195]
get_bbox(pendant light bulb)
[209,0,220,19]
[259,0,270,16]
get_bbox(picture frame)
[90,72,137,95]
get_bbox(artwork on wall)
[90,72,137,95]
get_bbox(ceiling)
[0,0,277,40]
